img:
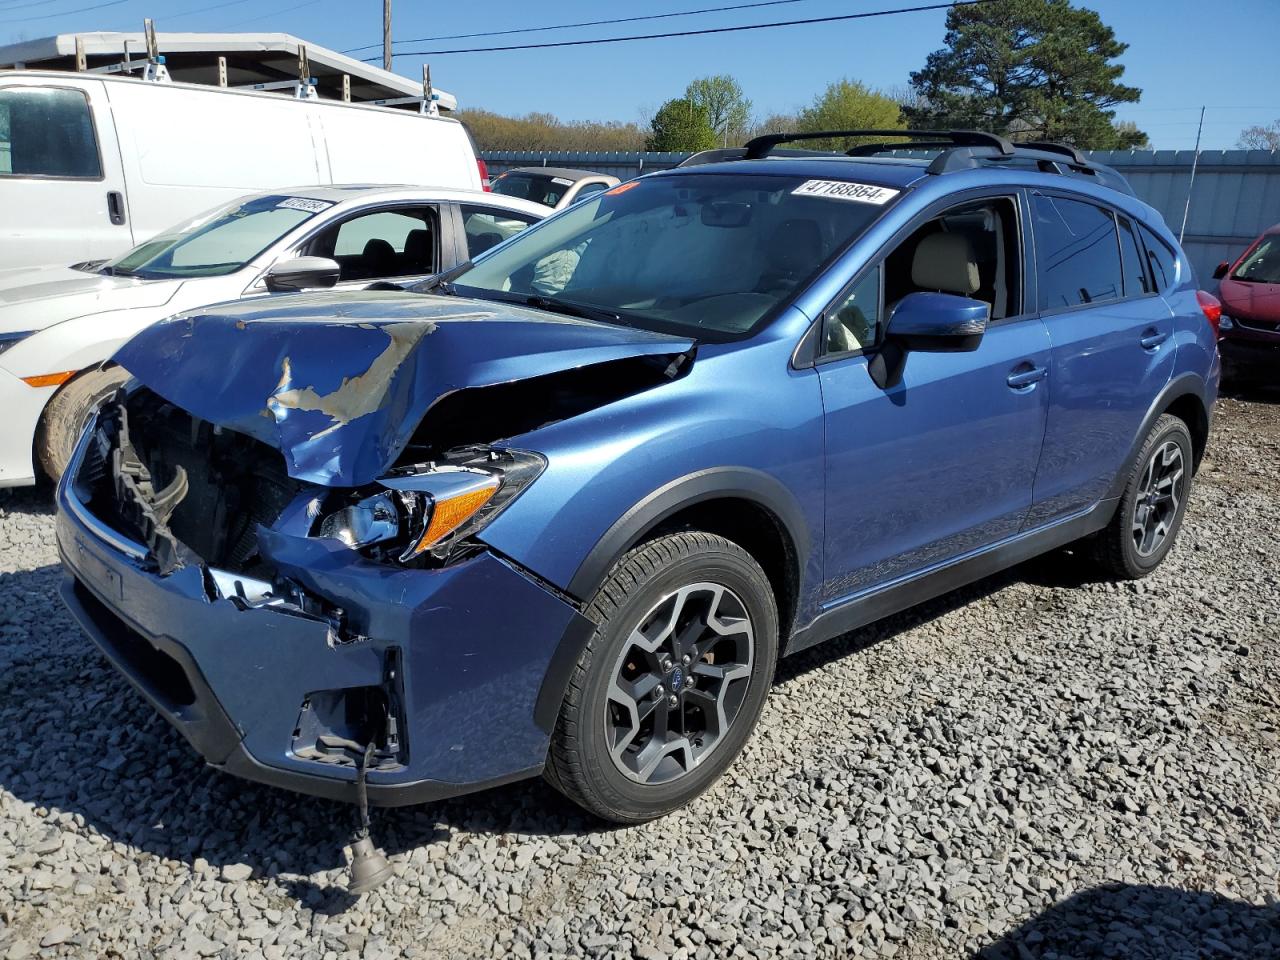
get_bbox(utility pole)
[1179,105,1205,244]
[382,0,392,72]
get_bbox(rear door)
[454,202,541,263]
[1027,192,1176,525]
[0,77,131,268]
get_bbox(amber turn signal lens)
[22,371,77,388]
[411,481,499,555]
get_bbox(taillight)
[1196,290,1222,339]
[476,157,490,191]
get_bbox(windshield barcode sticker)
[792,180,900,205]
[277,197,334,213]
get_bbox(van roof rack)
[725,128,1133,195]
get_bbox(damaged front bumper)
[55,409,593,806]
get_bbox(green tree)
[685,75,752,146]
[1238,119,1280,150]
[795,80,904,150]
[905,0,1145,149]
[456,109,646,151]
[646,98,718,152]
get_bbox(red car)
[1215,223,1280,379]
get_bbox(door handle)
[107,191,126,226]
[1139,328,1169,350]
[1006,364,1048,389]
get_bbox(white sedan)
[0,185,547,487]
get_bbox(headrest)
[361,238,396,270]
[911,232,980,296]
[403,229,431,263]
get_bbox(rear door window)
[0,86,102,179]
[1032,195,1123,311]
[459,204,539,259]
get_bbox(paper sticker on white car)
[792,180,900,205]
[277,197,334,213]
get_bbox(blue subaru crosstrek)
[56,131,1219,827]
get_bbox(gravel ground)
[1,390,1278,960]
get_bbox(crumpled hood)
[0,264,182,336]
[113,291,693,487]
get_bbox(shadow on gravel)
[776,548,1102,685]
[0,566,608,908]
[0,483,54,516]
[978,883,1280,959]
[1220,378,1280,406]
[0,533,1114,913]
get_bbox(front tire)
[1090,413,1194,579]
[545,531,778,823]
[36,365,130,482]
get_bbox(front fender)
[476,331,826,616]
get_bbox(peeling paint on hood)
[112,291,693,487]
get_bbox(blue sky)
[3,0,1277,150]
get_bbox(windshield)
[490,172,569,207]
[451,173,892,339]
[1233,234,1280,284]
[102,194,332,279]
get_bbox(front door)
[819,194,1052,603]
[0,77,131,269]
[1027,193,1176,525]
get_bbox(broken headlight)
[314,446,545,563]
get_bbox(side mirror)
[868,291,990,390]
[264,256,341,293]
[1212,261,1230,281]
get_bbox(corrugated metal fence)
[483,149,1280,284]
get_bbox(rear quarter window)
[1138,223,1179,291]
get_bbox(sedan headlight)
[0,331,34,358]
[314,446,545,563]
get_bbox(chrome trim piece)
[58,413,149,561]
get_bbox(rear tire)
[545,531,778,823]
[1090,414,1194,580]
[36,365,130,482]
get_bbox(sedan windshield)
[451,173,891,339]
[489,172,570,207]
[1232,235,1280,284]
[102,195,332,280]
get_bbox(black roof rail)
[685,129,1135,196]
[1017,140,1087,166]
[742,128,1015,160]
[676,146,844,168]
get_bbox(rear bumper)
[56,460,592,806]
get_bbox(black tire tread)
[545,531,773,822]
[35,365,130,482]
[1090,413,1191,580]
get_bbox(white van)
[0,71,485,270]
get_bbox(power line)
[371,0,990,59]
[0,0,64,13]
[0,0,126,22]
[166,0,258,20]
[230,0,320,28]
[343,0,820,55]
